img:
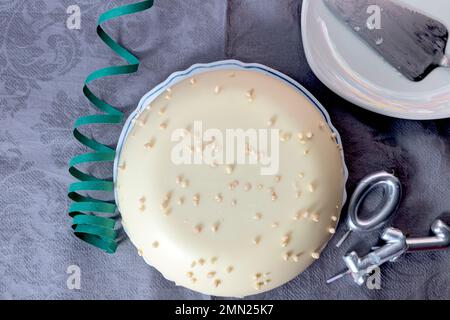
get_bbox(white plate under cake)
[115,61,347,297]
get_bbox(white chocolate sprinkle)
[229,180,239,190]
[194,224,203,234]
[198,258,205,266]
[311,213,320,223]
[267,116,277,127]
[163,192,171,202]
[271,222,279,228]
[283,251,293,261]
[311,252,320,260]
[162,207,171,216]
[308,183,315,193]
[331,215,338,222]
[159,106,167,116]
[297,132,307,144]
[207,271,216,278]
[209,161,218,168]
[214,85,221,94]
[271,192,278,201]
[211,257,218,264]
[180,179,189,189]
[186,271,194,278]
[226,266,234,273]
[160,200,169,210]
[225,165,234,175]
[213,279,221,288]
[253,213,262,220]
[246,89,255,102]
[253,236,261,245]
[280,132,292,142]
[292,252,303,262]
[144,139,155,150]
[328,227,336,234]
[152,241,159,248]
[193,193,200,206]
[159,121,168,130]
[211,222,220,233]
[190,77,196,85]
[215,194,223,203]
[244,182,252,191]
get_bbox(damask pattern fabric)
[0,0,449,299]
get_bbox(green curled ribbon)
[68,1,154,253]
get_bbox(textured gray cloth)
[0,0,449,300]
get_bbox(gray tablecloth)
[1,0,449,300]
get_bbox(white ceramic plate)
[302,0,450,120]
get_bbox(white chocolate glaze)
[116,68,345,297]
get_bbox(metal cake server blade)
[324,0,449,81]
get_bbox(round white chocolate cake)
[115,67,346,297]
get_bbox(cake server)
[324,0,449,81]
